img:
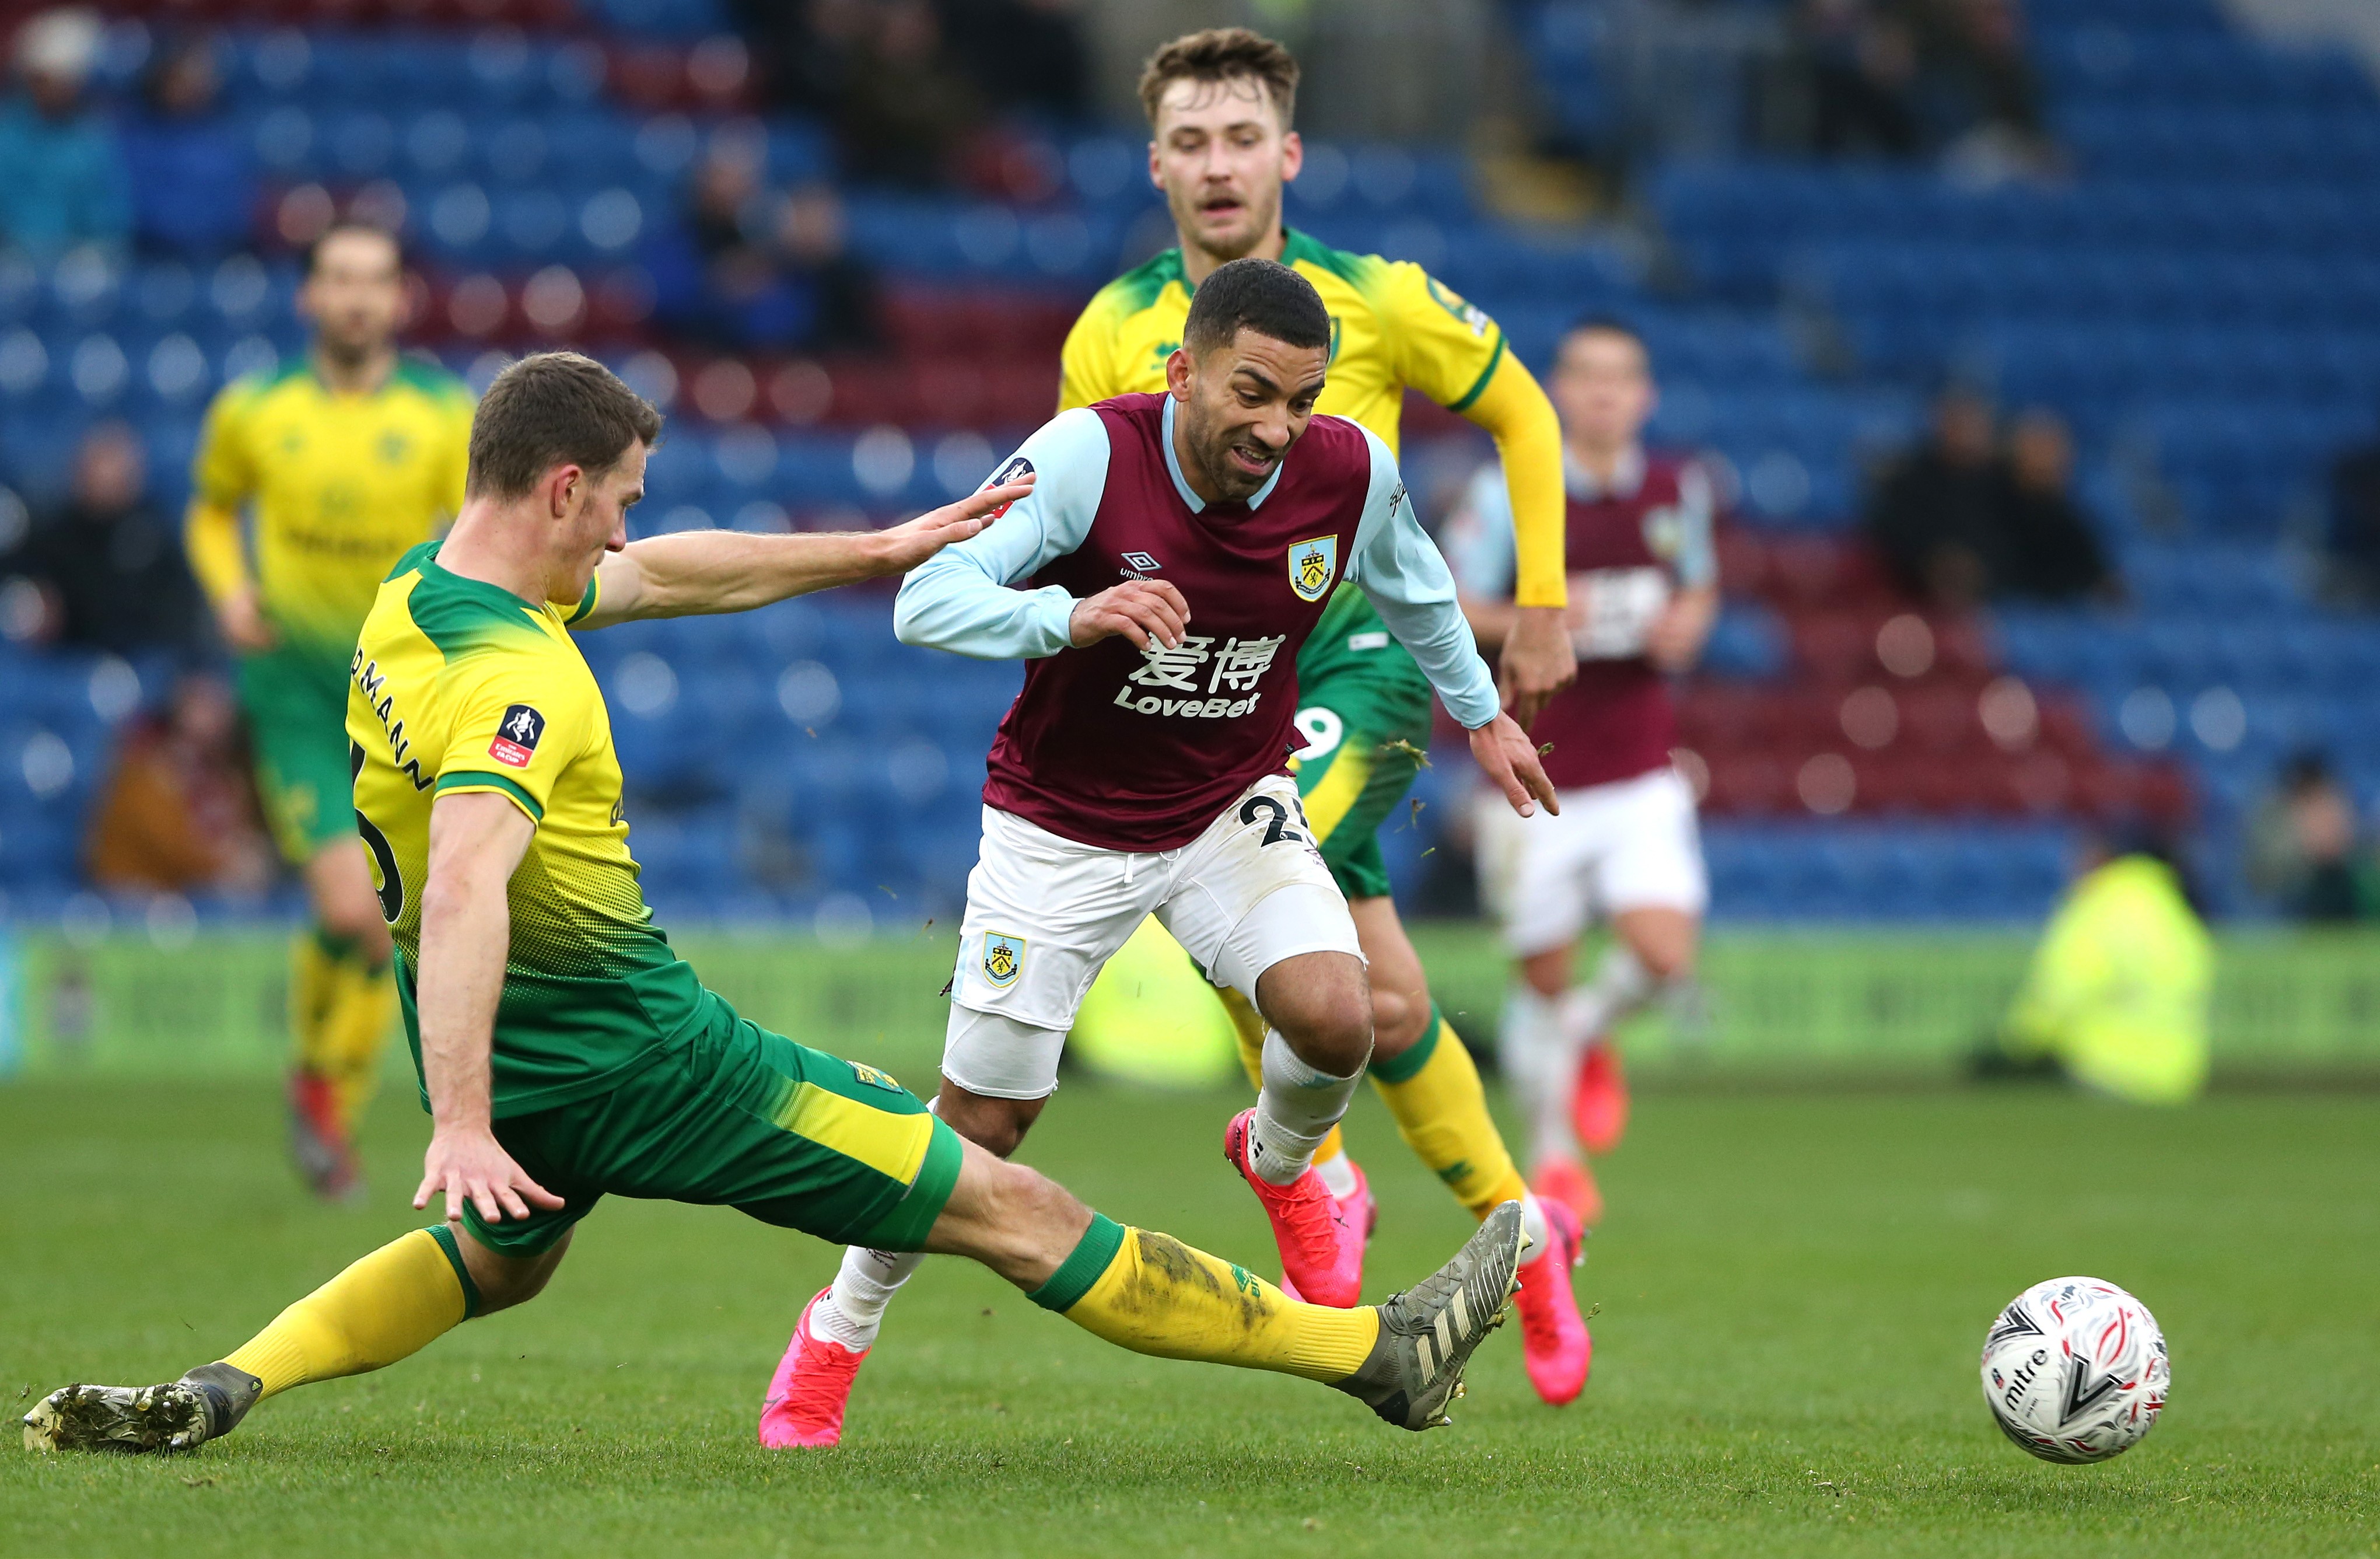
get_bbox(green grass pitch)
[4,1074,2375,1557]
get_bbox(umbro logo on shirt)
[490,704,545,768]
[1120,550,1161,579]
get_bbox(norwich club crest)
[981,932,1026,989]
[1289,536,1338,603]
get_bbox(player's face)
[300,230,407,363]
[1149,75,1303,265]
[1168,328,1328,504]
[1551,329,1656,451]
[551,439,646,603]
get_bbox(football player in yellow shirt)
[183,222,475,1198]
[1063,29,1591,1404]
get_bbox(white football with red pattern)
[1980,1276,2168,1463]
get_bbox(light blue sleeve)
[1345,425,1502,729]
[1442,462,1518,600]
[892,408,1111,660]
[1672,460,1718,589]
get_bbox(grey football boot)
[23,1363,263,1454]
[1335,1200,1528,1430]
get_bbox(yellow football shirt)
[348,540,703,1115]
[194,356,474,660]
[1059,229,1564,608]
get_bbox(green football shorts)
[1289,655,1437,902]
[237,644,360,864]
[461,992,965,1259]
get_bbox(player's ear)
[546,463,582,520]
[1165,347,1194,400]
[1146,138,1163,192]
[1280,128,1303,183]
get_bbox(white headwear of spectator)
[17,8,103,85]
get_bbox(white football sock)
[1248,1029,1366,1186]
[815,1243,922,1352]
[1514,1191,1553,1266]
[1314,1145,1360,1200]
[1559,945,1656,1047]
[1499,981,1578,1167]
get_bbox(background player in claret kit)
[183,222,475,1199]
[1451,319,1718,1228]
[1054,27,1594,1407]
[24,352,1529,1459]
[756,259,1558,1448]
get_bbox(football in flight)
[1980,1276,2169,1464]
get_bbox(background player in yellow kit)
[1058,29,1591,1404]
[183,222,474,1198]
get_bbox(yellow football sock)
[320,953,398,1134]
[223,1228,477,1400]
[1221,984,1348,1167]
[288,928,344,1079]
[1370,1007,1530,1222]
[1031,1216,1377,1382]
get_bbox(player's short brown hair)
[1182,257,1331,357]
[1137,27,1298,130]
[467,352,663,499]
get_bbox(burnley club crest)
[981,932,1026,988]
[1289,536,1338,603]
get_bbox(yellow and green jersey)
[194,356,474,663]
[1058,229,1517,680]
[348,540,704,1116]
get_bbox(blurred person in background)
[2323,415,2380,606]
[86,672,274,897]
[773,182,881,352]
[1453,318,1718,1232]
[118,31,252,256]
[0,422,203,655]
[1920,0,2054,177]
[1979,827,2213,1105]
[2246,751,2379,922]
[1865,384,2005,610]
[1994,407,2117,603]
[835,0,981,188]
[1796,0,1924,158]
[0,7,131,260]
[941,0,1090,121]
[648,141,775,348]
[183,222,475,1201]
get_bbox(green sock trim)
[1368,1005,1446,1086]
[1027,1214,1126,1313]
[425,1224,482,1319]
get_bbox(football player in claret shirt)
[26,352,1530,1457]
[1450,318,1719,1228]
[1049,25,1597,1409]
[755,258,1559,1448]
[184,222,476,1198]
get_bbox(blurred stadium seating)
[3,0,2376,929]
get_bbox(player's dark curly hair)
[1137,27,1298,128]
[467,351,663,499]
[1182,257,1331,358]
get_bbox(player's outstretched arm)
[1454,352,1575,726]
[578,477,1033,627]
[412,791,563,1228]
[1469,712,1560,819]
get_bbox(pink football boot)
[758,1287,867,1448]
[1278,1154,1376,1302]
[1570,1039,1630,1157]
[1513,1200,1591,1405]
[1223,1109,1363,1308]
[1531,1152,1605,1230]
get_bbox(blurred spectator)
[1994,408,2115,603]
[85,672,275,896]
[650,151,881,351]
[0,8,132,259]
[1865,386,2006,610]
[1796,0,1923,158]
[1921,0,2053,176]
[117,32,252,255]
[2245,751,2379,922]
[836,0,982,188]
[2323,420,2380,606]
[940,0,1090,121]
[0,422,202,655]
[734,0,870,117]
[1979,828,2213,1105]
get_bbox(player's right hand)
[1069,577,1190,650]
[1468,711,1560,819]
[869,475,1038,575]
[216,585,277,652]
[415,1125,566,1226]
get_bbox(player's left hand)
[869,474,1037,575]
[1499,605,1577,729]
[1469,712,1560,819]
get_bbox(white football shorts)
[1474,765,1707,957]
[944,773,1363,1099]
